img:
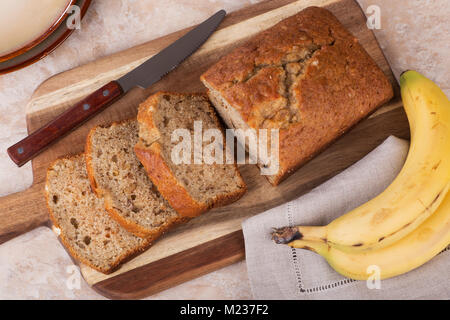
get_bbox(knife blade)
[7,10,226,167]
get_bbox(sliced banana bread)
[45,155,151,274]
[135,92,247,217]
[85,120,184,238]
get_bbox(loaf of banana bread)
[201,6,393,185]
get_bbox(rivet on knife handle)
[7,81,123,167]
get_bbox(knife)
[8,10,226,167]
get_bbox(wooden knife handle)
[8,81,124,167]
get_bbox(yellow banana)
[281,71,450,252]
[275,192,450,280]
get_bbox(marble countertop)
[0,0,448,299]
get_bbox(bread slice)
[85,119,184,238]
[45,155,151,274]
[200,6,393,185]
[135,92,247,217]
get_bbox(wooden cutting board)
[0,0,409,299]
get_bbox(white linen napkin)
[242,136,450,300]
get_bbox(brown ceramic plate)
[0,0,92,75]
[0,0,76,62]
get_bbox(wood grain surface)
[0,0,409,299]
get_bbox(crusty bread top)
[201,6,393,129]
[201,6,393,184]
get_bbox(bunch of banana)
[272,71,450,280]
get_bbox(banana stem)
[271,226,327,244]
[271,227,302,244]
